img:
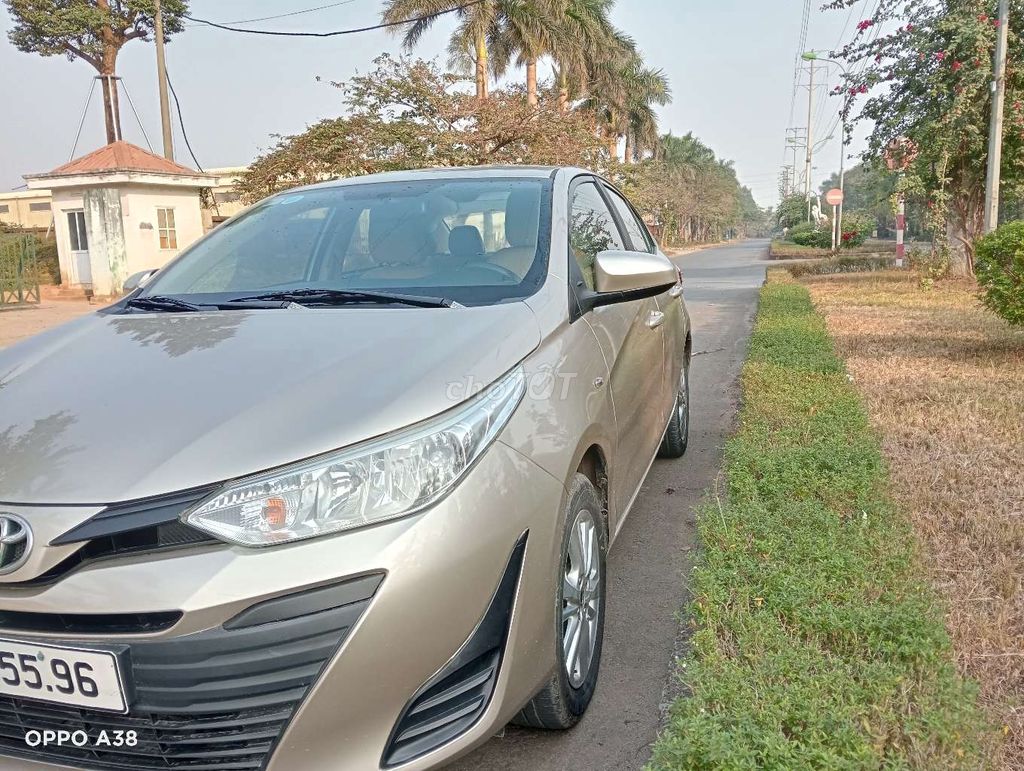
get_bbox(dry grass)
[800,269,1024,768]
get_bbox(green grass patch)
[648,281,990,770]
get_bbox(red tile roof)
[45,141,199,177]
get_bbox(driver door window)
[569,182,625,290]
[603,187,656,254]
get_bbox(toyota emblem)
[0,514,32,576]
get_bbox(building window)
[213,191,241,204]
[157,208,178,249]
[29,202,51,212]
[67,210,88,252]
[0,205,9,214]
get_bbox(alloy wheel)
[677,368,689,437]
[561,508,602,689]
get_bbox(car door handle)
[646,311,666,329]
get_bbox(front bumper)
[0,440,567,771]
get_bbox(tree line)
[237,54,766,245]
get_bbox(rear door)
[568,178,667,524]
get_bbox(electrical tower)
[784,128,807,197]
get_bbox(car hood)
[0,304,541,504]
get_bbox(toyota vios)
[0,166,690,771]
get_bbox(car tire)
[658,363,690,459]
[513,473,607,730]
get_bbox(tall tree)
[581,30,643,159]
[620,61,671,162]
[5,0,188,145]
[237,55,603,201]
[487,0,559,106]
[383,0,502,100]
[549,0,615,111]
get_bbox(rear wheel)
[514,473,607,730]
[659,364,690,458]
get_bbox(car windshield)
[141,176,552,307]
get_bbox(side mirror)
[593,250,678,294]
[123,269,158,294]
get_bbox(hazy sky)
[0,0,875,206]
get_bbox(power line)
[782,0,813,175]
[788,0,813,129]
[833,0,861,54]
[186,0,361,27]
[183,0,484,37]
[165,70,203,172]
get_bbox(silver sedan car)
[0,166,690,771]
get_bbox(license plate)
[0,639,128,713]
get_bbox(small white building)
[24,142,217,296]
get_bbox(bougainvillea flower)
[857,19,874,31]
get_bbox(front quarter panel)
[510,172,616,507]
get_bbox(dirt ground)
[804,270,1024,769]
[0,300,97,350]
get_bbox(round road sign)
[825,188,844,206]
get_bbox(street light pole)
[154,0,175,161]
[803,52,850,240]
[984,0,1010,233]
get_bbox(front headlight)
[183,366,526,547]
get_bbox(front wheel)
[514,473,607,730]
[659,364,690,458]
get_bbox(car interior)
[164,181,547,296]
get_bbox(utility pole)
[804,59,815,222]
[154,0,175,161]
[984,0,1010,233]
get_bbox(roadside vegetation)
[237,55,767,246]
[805,269,1024,768]
[649,276,991,770]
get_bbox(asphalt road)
[448,239,770,771]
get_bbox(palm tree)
[487,0,560,106]
[621,64,671,162]
[382,0,502,99]
[582,34,671,162]
[546,0,616,111]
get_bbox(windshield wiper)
[225,289,455,309]
[125,295,205,313]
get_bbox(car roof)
[294,165,595,192]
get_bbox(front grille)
[0,609,181,635]
[22,520,219,588]
[0,700,286,770]
[0,573,384,770]
[52,486,220,545]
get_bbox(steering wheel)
[463,261,521,283]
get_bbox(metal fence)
[0,235,41,308]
